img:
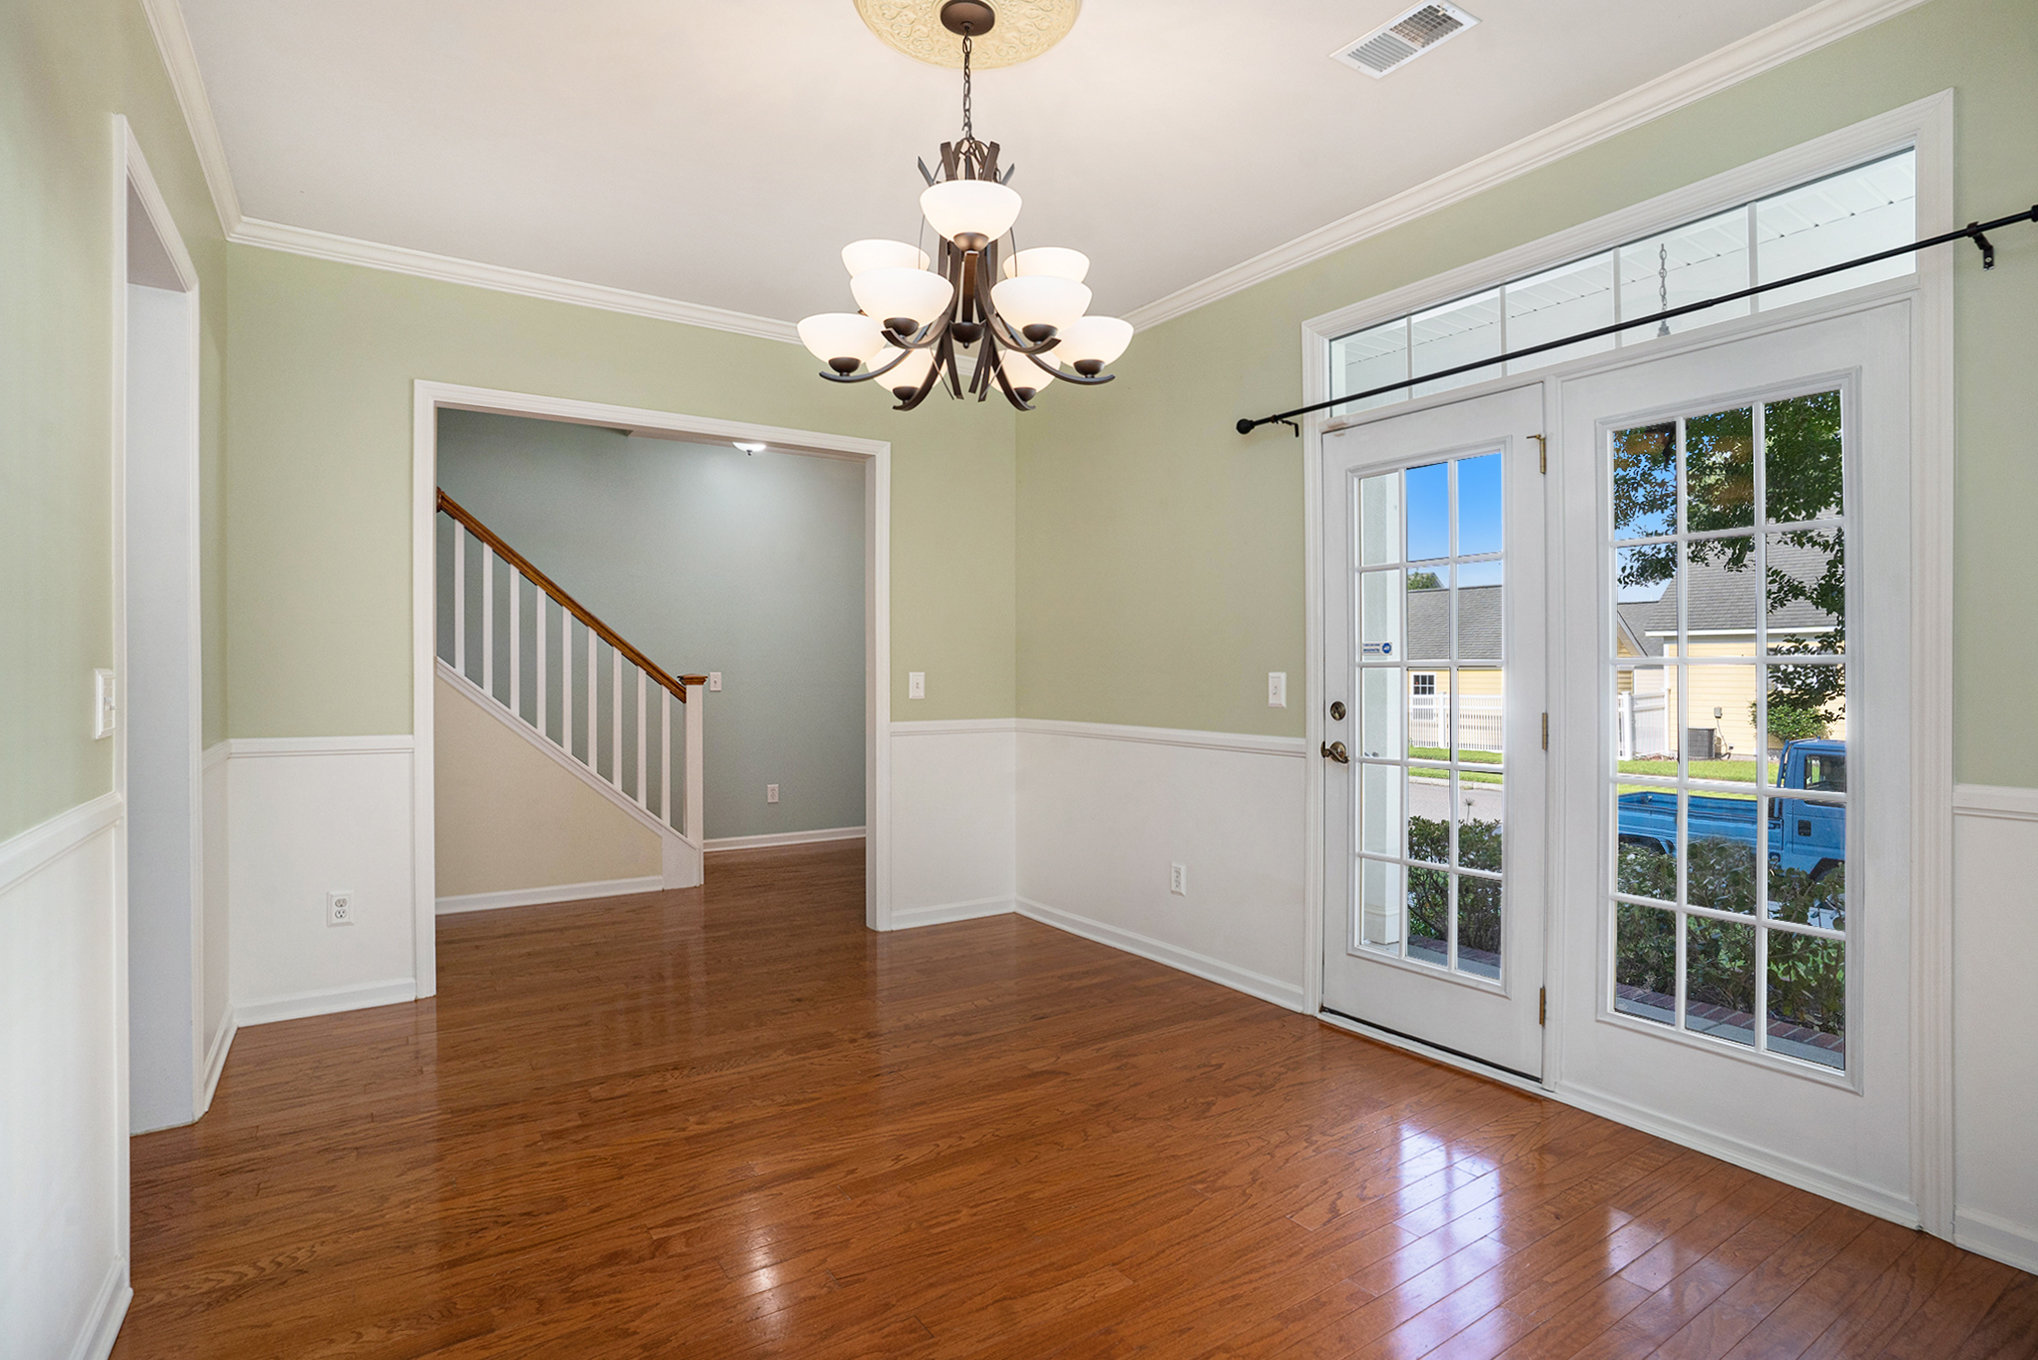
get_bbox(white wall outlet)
[908,671,926,700]
[326,890,355,927]
[766,783,779,804]
[708,672,722,692]
[1268,671,1288,708]
[93,668,117,739]
[1169,863,1188,896]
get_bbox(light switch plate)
[93,669,116,739]
[908,672,926,700]
[708,672,723,692]
[1267,672,1288,708]
[766,783,780,804]
[1169,863,1188,896]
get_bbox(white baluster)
[509,573,521,719]
[481,545,494,699]
[636,672,648,807]
[561,612,573,756]
[535,591,547,742]
[586,628,598,774]
[452,521,466,676]
[610,648,623,791]
[660,689,673,829]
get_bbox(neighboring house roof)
[1616,602,1663,658]
[1406,584,1501,662]
[1628,537,1840,638]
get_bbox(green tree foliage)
[1611,392,1845,717]
[1406,570,1443,590]
[1407,816,1502,955]
[1759,699,1830,742]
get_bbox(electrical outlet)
[93,668,117,739]
[1169,863,1188,896]
[326,890,355,927]
[708,672,723,692]
[1267,671,1287,708]
[908,671,926,700]
[766,784,779,804]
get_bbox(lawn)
[1400,749,1776,794]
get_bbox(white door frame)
[409,382,894,996]
[1297,96,1954,1234]
[112,115,206,1147]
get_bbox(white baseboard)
[890,896,1014,930]
[234,979,418,1028]
[704,826,866,853]
[1557,1078,1921,1229]
[68,1257,130,1360]
[198,1010,237,1113]
[1953,1207,2038,1275]
[1016,897,1307,1013]
[436,875,664,915]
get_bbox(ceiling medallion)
[799,2,1130,413]
[854,0,1081,69]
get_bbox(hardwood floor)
[120,843,2035,1358]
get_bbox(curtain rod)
[1236,205,2037,437]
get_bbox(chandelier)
[797,0,1132,412]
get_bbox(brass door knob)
[1321,741,1350,764]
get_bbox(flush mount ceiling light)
[799,0,1130,412]
[854,0,1081,68]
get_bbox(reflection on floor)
[120,842,2034,1357]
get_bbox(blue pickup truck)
[1617,739,1846,883]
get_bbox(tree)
[1611,392,1844,717]
[1406,569,1442,590]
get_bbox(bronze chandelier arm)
[1014,346,1115,387]
[817,345,920,385]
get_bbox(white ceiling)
[178,0,1834,325]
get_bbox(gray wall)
[437,409,865,841]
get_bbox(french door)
[1549,300,1916,1215]
[1321,385,1548,1079]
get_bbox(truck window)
[1802,753,1846,793]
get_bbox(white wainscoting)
[887,720,1017,929]
[225,738,420,1027]
[1951,784,2038,1274]
[0,795,131,1360]
[1015,720,1309,1010]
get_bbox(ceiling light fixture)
[733,441,767,455]
[799,0,1130,412]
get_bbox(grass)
[1396,749,1779,796]
[1407,746,1503,784]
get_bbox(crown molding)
[138,0,242,234]
[1121,0,1938,333]
[229,216,800,343]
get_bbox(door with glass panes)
[1321,384,1546,1079]
[1549,302,1915,1209]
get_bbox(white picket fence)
[1407,695,1504,753]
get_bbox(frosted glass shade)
[872,345,937,396]
[841,239,930,278]
[990,276,1091,337]
[1000,247,1091,283]
[850,268,954,331]
[920,178,1022,244]
[1055,315,1134,368]
[797,312,885,368]
[1010,353,1062,396]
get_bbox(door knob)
[1329,701,1346,722]
[1321,741,1350,764]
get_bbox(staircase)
[436,489,706,889]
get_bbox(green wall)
[436,412,868,840]
[223,247,1016,738]
[1015,0,2038,786]
[2,0,227,841]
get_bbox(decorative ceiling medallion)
[854,0,1081,68]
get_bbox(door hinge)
[1541,712,1549,750]
[1539,987,1547,1026]
[1529,432,1547,474]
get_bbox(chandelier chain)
[961,29,974,145]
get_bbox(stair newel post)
[685,681,704,847]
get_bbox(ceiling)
[178,0,1838,326]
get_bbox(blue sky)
[1406,453,1503,562]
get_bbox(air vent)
[1331,3,1480,77]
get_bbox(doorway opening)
[409,385,893,997]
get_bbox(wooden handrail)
[438,489,690,703]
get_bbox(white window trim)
[1298,91,1955,1234]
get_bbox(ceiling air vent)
[1331,2,1480,77]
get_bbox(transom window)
[1353,452,1507,982]
[1329,151,1915,416]
[1605,388,1850,1071]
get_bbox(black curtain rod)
[1236,204,2038,436]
